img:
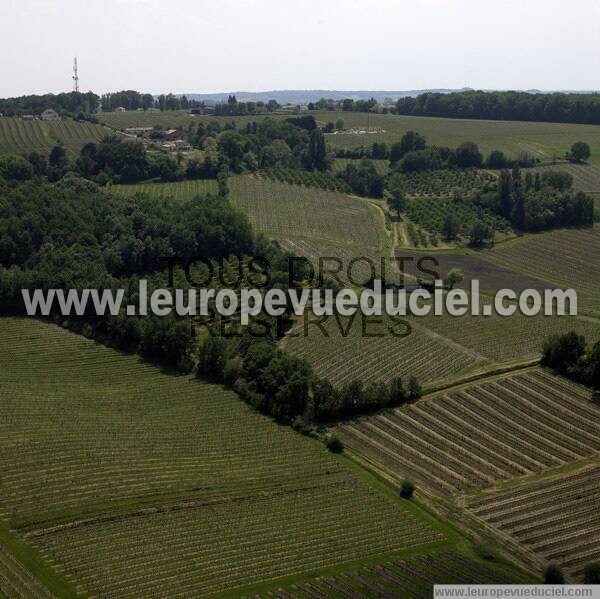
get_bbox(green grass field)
[97,109,600,164]
[0,117,111,157]
[112,178,218,199]
[0,317,463,597]
[323,111,600,163]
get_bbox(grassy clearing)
[0,117,110,157]
[111,178,218,199]
[0,317,452,597]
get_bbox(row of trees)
[0,91,100,117]
[212,95,280,116]
[197,332,422,425]
[396,91,600,125]
[388,131,538,173]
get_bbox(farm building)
[124,127,154,137]
[190,106,215,115]
[41,108,60,121]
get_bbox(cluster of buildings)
[123,127,193,153]
[21,108,61,121]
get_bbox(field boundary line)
[422,360,540,397]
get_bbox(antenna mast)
[72,57,79,93]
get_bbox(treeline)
[198,332,422,425]
[212,95,280,116]
[308,97,379,113]
[0,91,100,117]
[336,132,538,171]
[101,90,205,112]
[396,91,600,125]
[542,332,600,395]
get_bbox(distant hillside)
[177,88,473,105]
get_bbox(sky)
[1,0,599,97]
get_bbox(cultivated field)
[394,249,552,295]
[0,541,55,599]
[415,309,599,364]
[322,111,600,163]
[392,169,496,198]
[112,178,218,199]
[283,305,599,389]
[467,464,600,579]
[230,175,384,250]
[482,226,600,297]
[251,550,532,597]
[261,167,352,193]
[0,117,110,156]
[98,109,262,130]
[277,238,400,287]
[332,158,391,176]
[0,317,448,596]
[404,196,507,239]
[336,368,600,497]
[281,313,480,388]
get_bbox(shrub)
[544,564,565,584]
[223,356,243,388]
[583,562,600,584]
[400,479,415,499]
[567,141,591,163]
[325,435,344,453]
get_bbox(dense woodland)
[395,91,600,125]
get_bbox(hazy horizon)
[1,0,599,97]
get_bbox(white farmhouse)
[41,108,60,121]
